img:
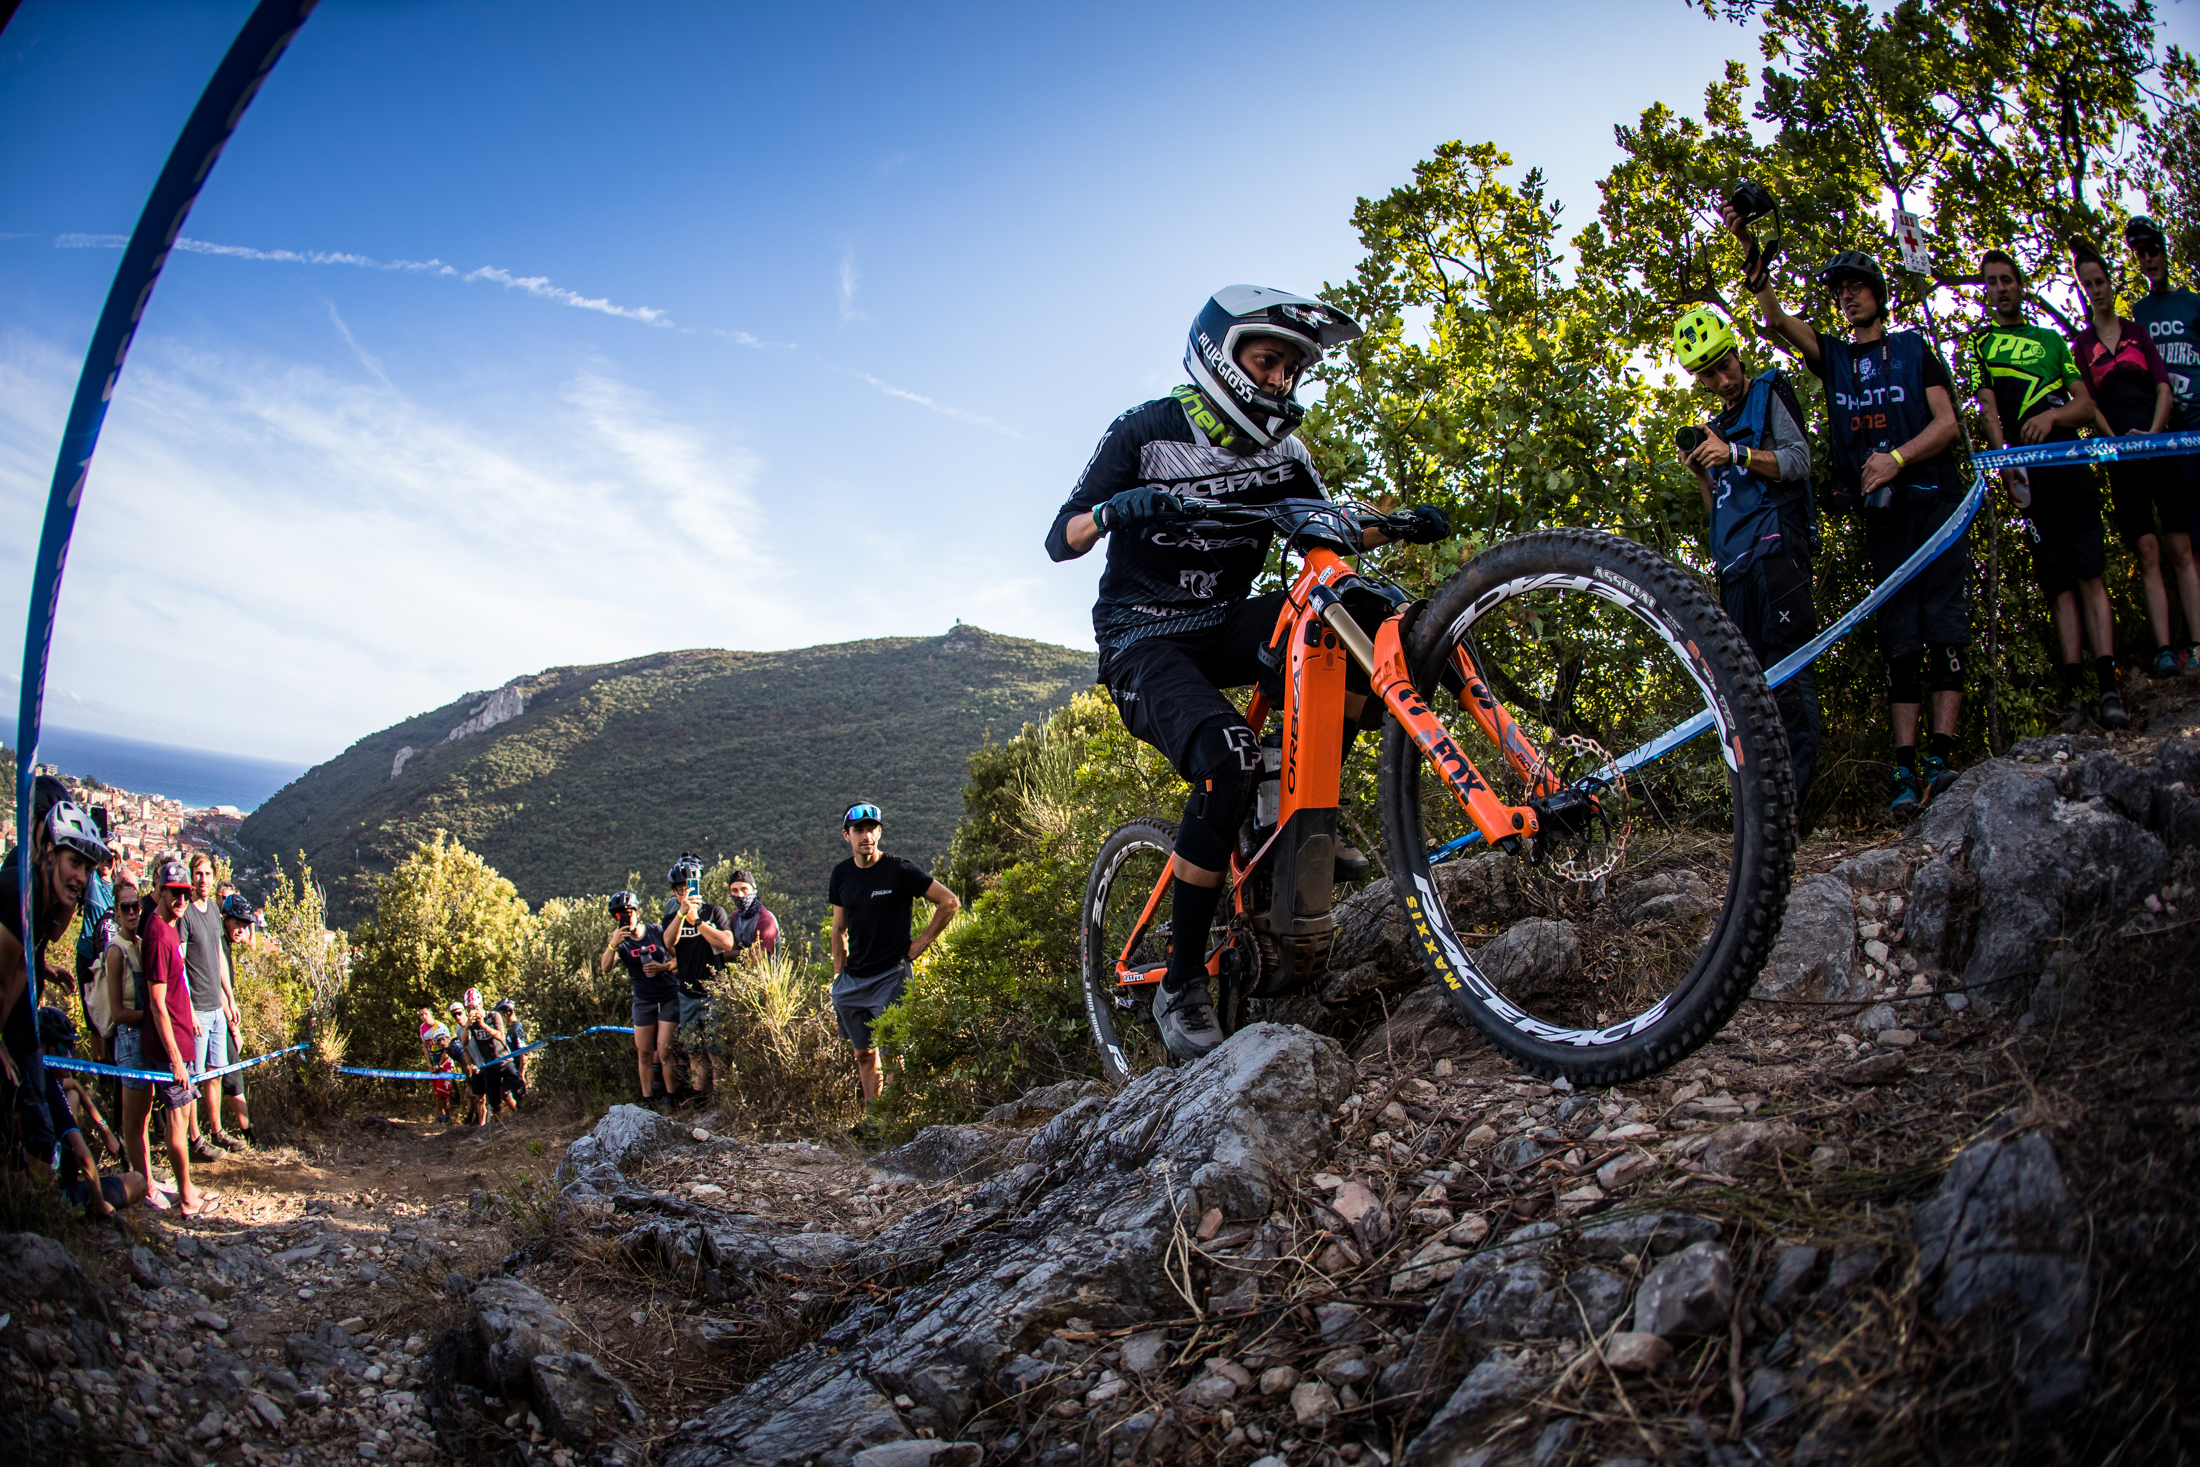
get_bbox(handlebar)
[1172,496,1418,542]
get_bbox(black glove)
[1094,485,1185,533]
[1397,503,1450,544]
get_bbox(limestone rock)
[1401,1350,1545,1467]
[1836,846,1910,894]
[661,1023,1353,1467]
[558,1104,672,1202]
[1348,983,1474,1064]
[1577,1211,1719,1261]
[1323,855,1525,1002]
[1912,1133,2089,1413]
[868,1125,1025,1184]
[462,1277,575,1392]
[1757,873,1860,1002]
[1476,917,1582,999]
[529,1353,644,1444]
[849,1444,981,1467]
[981,1080,1105,1129]
[1701,1119,1806,1175]
[1632,1241,1733,1338]
[1603,1332,1672,1372]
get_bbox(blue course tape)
[12,0,317,1014]
[1972,428,2200,472]
[335,1024,638,1080]
[1428,468,1996,864]
[45,1042,307,1085]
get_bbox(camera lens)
[1676,426,1707,454]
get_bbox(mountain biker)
[1673,305,1824,798]
[2129,215,2200,670]
[661,853,732,1107]
[599,889,680,1108]
[1729,223,1968,815]
[2073,240,2197,678]
[1,794,109,1188]
[829,802,958,1116]
[1970,248,2124,731]
[1045,285,1451,1060]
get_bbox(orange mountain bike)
[1079,499,1797,1087]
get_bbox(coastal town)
[3,761,253,887]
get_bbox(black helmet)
[220,892,255,924]
[608,890,638,915]
[1815,250,1891,316]
[668,853,704,888]
[38,1006,77,1051]
[2125,216,2169,255]
[1184,286,1364,451]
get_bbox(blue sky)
[8,0,2172,765]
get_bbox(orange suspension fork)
[1448,647,1563,798]
[1313,589,1537,845]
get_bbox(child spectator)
[39,1006,143,1215]
[418,1009,457,1123]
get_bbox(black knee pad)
[1886,651,1923,705]
[1173,716,1260,871]
[1926,642,1965,692]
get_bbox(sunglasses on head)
[845,803,882,825]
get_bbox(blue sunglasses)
[844,803,882,826]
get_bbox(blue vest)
[1821,329,1947,500]
[1709,371,1790,577]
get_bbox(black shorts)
[2025,465,2108,600]
[2105,454,2190,549]
[1866,488,1973,661]
[467,1068,507,1103]
[1099,590,1380,778]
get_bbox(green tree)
[342,831,533,1068]
[1307,141,1698,566]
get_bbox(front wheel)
[1377,528,1796,1086]
[1080,818,1181,1086]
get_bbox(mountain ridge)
[238,624,1096,929]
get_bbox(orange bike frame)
[1112,545,1544,989]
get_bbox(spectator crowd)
[1679,213,2200,815]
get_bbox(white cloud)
[838,245,864,324]
[854,372,1018,437]
[0,326,806,761]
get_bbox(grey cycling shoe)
[1335,842,1371,881]
[1153,981,1226,1061]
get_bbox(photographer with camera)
[1672,306,1823,797]
[1970,249,2124,730]
[661,854,735,1108]
[1728,195,1968,816]
[599,889,681,1108]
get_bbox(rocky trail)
[5,705,2199,1466]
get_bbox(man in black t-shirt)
[827,802,959,1113]
[1730,211,1969,816]
[598,889,681,1108]
[662,854,735,1107]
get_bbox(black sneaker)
[1152,981,1226,1061]
[2059,697,2087,734]
[2098,690,2131,729]
[188,1138,223,1164]
[1334,843,1371,882]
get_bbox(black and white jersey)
[1046,392,1331,661]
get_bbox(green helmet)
[1673,307,1738,372]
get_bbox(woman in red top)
[2073,243,2197,676]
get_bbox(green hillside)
[238,625,1095,930]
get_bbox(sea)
[0,717,308,812]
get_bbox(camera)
[1730,180,1778,227]
[1676,425,1708,456]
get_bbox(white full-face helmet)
[1183,285,1363,450]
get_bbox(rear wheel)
[1376,529,1796,1086]
[1080,818,1181,1086]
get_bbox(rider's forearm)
[1063,512,1101,554]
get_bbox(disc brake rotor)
[1549,733,1628,883]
